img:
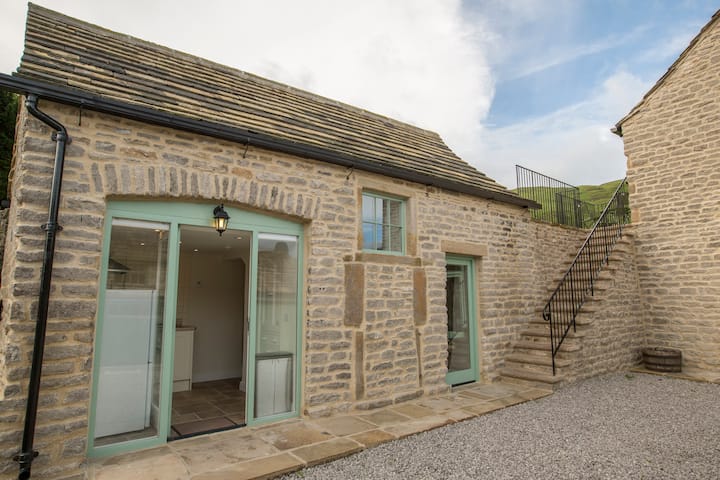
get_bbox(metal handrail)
[543,178,630,374]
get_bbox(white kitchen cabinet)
[173,327,195,392]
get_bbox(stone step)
[514,338,582,353]
[529,314,595,327]
[500,366,563,385]
[520,324,587,339]
[505,352,572,368]
[545,278,612,294]
[535,300,599,315]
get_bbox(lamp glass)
[212,204,230,236]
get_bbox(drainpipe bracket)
[40,223,63,232]
[50,132,71,144]
[13,450,38,463]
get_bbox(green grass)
[576,179,624,206]
[514,179,623,208]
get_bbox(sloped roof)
[615,9,720,132]
[14,3,532,207]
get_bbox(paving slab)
[291,438,363,467]
[190,453,304,480]
[91,446,189,480]
[389,403,436,419]
[308,415,376,437]
[90,380,551,480]
[382,415,455,439]
[349,429,397,448]
[358,409,412,427]
[254,423,333,451]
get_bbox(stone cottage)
[6,3,713,479]
[614,10,720,374]
[0,5,616,478]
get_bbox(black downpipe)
[14,95,69,480]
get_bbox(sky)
[0,0,717,189]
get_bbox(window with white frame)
[361,191,405,254]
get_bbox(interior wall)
[177,251,246,383]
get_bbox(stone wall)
[620,17,720,373]
[0,100,596,478]
[562,229,647,383]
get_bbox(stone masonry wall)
[620,17,720,374]
[562,229,647,383]
[0,100,594,478]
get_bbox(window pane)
[385,199,402,226]
[447,265,470,373]
[362,195,375,223]
[362,223,376,250]
[94,220,169,446]
[255,233,298,419]
[361,192,404,253]
[376,224,385,250]
[388,226,403,252]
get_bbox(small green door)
[445,255,478,386]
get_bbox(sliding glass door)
[92,219,170,445]
[89,201,303,457]
[252,233,300,421]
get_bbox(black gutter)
[13,95,69,480]
[0,73,539,209]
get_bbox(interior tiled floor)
[171,378,246,439]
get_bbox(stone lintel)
[441,240,488,257]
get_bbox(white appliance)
[255,352,292,418]
[94,289,158,438]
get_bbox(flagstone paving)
[88,381,552,480]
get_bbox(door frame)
[88,201,304,458]
[444,254,479,386]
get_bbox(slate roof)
[15,4,530,206]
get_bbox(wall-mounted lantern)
[212,204,230,236]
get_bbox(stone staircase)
[500,232,634,389]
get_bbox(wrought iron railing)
[543,179,630,374]
[515,165,608,229]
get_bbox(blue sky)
[0,1,717,189]
[477,1,716,127]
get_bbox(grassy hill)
[514,179,623,208]
[576,179,624,206]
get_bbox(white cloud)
[2,0,494,174]
[0,1,694,195]
[471,71,652,189]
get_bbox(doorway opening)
[445,255,478,386]
[170,225,250,439]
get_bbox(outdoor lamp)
[212,204,230,236]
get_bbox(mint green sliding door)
[445,255,478,386]
[249,233,300,422]
[89,201,303,457]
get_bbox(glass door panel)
[253,233,299,420]
[445,256,478,385]
[93,219,169,445]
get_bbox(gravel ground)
[282,372,720,479]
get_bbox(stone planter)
[642,347,682,372]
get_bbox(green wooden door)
[445,255,478,386]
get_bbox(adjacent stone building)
[615,10,720,373]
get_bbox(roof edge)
[0,73,539,209]
[25,3,445,140]
[615,8,720,129]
